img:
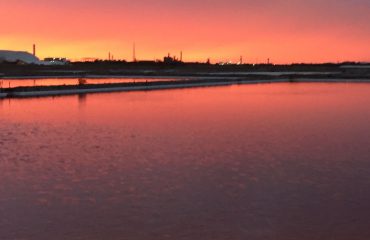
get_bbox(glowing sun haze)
[1,0,369,63]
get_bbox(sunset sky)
[1,0,369,63]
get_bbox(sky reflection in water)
[1,83,370,240]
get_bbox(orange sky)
[1,0,369,63]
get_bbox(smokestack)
[133,43,136,62]
[33,44,36,56]
[180,51,183,62]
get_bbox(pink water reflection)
[0,77,183,88]
[1,83,370,240]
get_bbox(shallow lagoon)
[1,82,370,240]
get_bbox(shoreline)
[2,77,370,99]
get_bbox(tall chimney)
[33,44,36,56]
[133,43,136,62]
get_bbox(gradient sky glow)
[1,0,370,63]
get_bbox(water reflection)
[1,83,370,240]
[78,94,87,109]
[0,77,185,88]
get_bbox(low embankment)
[0,78,283,98]
[1,77,370,99]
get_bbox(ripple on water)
[1,83,370,240]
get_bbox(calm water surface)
[0,77,183,88]
[1,83,370,240]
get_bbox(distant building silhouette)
[163,53,181,63]
[0,50,40,64]
[43,57,70,65]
